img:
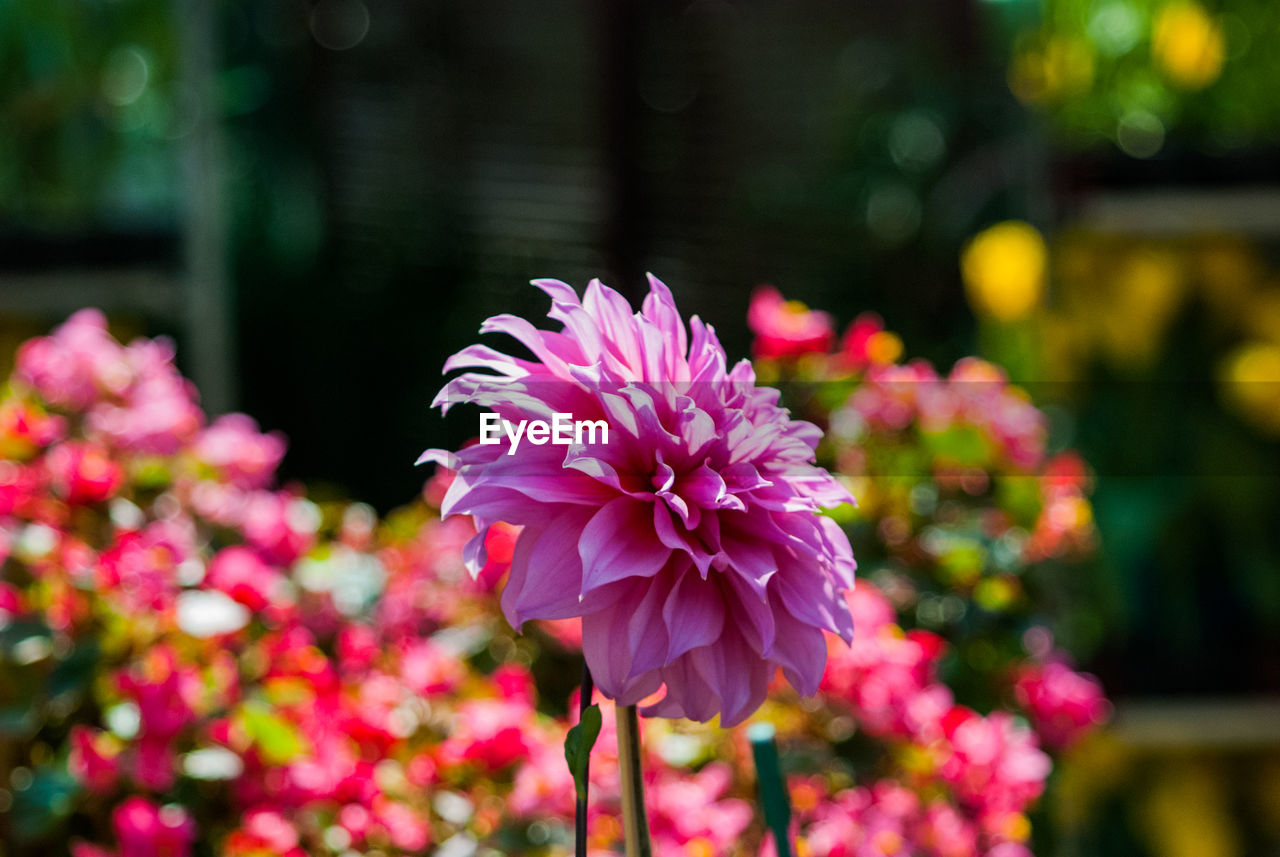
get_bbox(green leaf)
[239,701,307,765]
[563,703,602,802]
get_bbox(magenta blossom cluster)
[768,779,1014,857]
[817,584,1051,854]
[746,286,900,372]
[16,309,205,454]
[424,276,856,726]
[845,358,1046,472]
[741,288,1111,857]
[70,796,196,857]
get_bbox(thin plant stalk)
[748,722,793,857]
[615,703,653,857]
[576,662,594,857]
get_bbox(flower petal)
[579,497,670,592]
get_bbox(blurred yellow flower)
[962,221,1048,323]
[1152,1,1225,90]
[1196,238,1262,318]
[1140,760,1239,857]
[1244,289,1280,343]
[1254,757,1280,839]
[1051,730,1132,831]
[1220,340,1280,435]
[974,575,1021,612]
[1038,313,1087,384]
[1098,249,1185,368]
[1009,35,1096,104]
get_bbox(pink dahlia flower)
[421,275,856,725]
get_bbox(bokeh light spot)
[1116,110,1166,158]
[310,0,370,51]
[101,46,150,106]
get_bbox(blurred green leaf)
[238,701,307,765]
[924,425,990,466]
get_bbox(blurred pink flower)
[15,309,124,409]
[115,646,201,790]
[784,781,921,857]
[14,309,205,454]
[398,638,465,696]
[985,843,1034,857]
[195,414,287,489]
[423,276,856,725]
[822,584,950,739]
[946,359,1044,471]
[0,580,21,615]
[778,779,990,857]
[437,697,534,771]
[747,285,836,359]
[844,357,1046,471]
[1025,452,1096,561]
[96,520,196,615]
[849,360,938,431]
[44,441,125,505]
[509,730,577,818]
[1014,660,1110,750]
[0,461,43,518]
[938,707,1050,814]
[86,338,203,455]
[68,726,122,794]
[836,312,895,372]
[132,737,180,792]
[70,843,114,857]
[491,662,537,704]
[112,796,196,857]
[117,647,198,734]
[372,796,432,851]
[648,762,752,856]
[223,808,304,856]
[241,491,318,565]
[205,545,287,612]
[336,624,381,672]
[919,800,981,857]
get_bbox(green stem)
[615,704,652,857]
[749,722,793,857]
[575,663,594,857]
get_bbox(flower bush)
[746,286,1109,855]
[0,299,1108,857]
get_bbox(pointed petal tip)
[415,448,456,468]
[644,271,670,292]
